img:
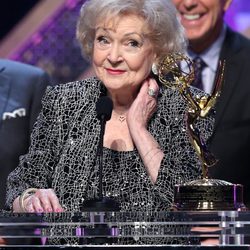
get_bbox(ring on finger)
[148,88,156,97]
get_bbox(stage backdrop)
[0,0,249,84]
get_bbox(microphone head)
[96,96,113,121]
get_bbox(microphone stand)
[98,114,105,201]
[79,97,120,244]
[81,114,120,212]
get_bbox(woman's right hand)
[127,77,159,130]
[13,189,64,213]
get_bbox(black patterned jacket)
[6,77,213,211]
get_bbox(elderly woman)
[6,0,213,214]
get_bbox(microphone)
[96,96,113,160]
[96,96,113,121]
[81,96,120,212]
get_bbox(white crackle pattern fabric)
[6,77,213,244]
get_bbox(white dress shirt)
[187,25,227,94]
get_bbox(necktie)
[192,57,206,90]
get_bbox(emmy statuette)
[158,53,246,211]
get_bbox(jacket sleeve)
[5,85,62,210]
[151,87,215,206]
[29,70,52,132]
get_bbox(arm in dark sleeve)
[5,86,62,210]
[29,70,52,131]
[152,88,215,206]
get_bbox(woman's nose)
[107,44,123,63]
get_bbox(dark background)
[1,1,250,42]
[0,1,41,41]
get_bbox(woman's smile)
[105,67,126,75]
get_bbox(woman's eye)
[96,36,109,44]
[128,40,140,47]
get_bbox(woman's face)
[92,14,156,93]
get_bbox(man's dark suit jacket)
[0,59,51,209]
[208,28,250,207]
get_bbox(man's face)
[172,0,232,52]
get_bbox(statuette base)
[173,178,247,211]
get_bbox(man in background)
[0,59,51,209]
[172,0,250,207]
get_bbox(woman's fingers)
[25,189,64,213]
[140,78,159,97]
[139,78,159,99]
[24,196,36,213]
[127,77,159,129]
[142,78,159,118]
[38,189,54,212]
[147,78,159,98]
[47,189,64,212]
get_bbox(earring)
[151,63,158,75]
